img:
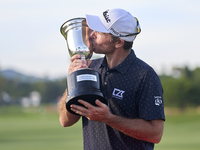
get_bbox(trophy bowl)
[60,18,107,115]
[60,18,92,59]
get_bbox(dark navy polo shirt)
[82,50,165,150]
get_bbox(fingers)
[70,100,90,117]
[95,99,106,108]
[70,107,88,117]
[77,99,105,109]
[68,54,87,74]
[68,60,86,74]
[77,100,92,109]
[70,54,81,62]
[70,99,109,122]
[70,100,94,115]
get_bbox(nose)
[89,30,97,39]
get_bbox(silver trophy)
[60,18,106,115]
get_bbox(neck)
[106,49,131,69]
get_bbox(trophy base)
[66,91,107,115]
[66,68,107,115]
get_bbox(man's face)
[89,30,117,55]
[83,20,117,55]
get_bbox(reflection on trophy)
[60,18,107,115]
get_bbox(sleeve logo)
[154,96,162,106]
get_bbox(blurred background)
[0,0,200,150]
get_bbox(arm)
[58,89,81,127]
[104,113,164,144]
[70,99,164,143]
[58,54,92,127]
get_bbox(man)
[58,8,165,150]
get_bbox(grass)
[155,113,200,150]
[0,105,83,150]
[0,105,200,150]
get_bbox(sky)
[0,0,200,79]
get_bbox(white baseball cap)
[86,8,141,42]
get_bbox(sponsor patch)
[154,96,162,106]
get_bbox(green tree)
[160,66,200,109]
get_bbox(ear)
[115,39,124,49]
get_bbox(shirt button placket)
[103,71,109,97]
[104,71,109,85]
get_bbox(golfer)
[58,8,165,150]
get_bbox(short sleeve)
[138,69,165,121]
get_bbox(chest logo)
[112,88,125,100]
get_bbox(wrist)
[104,113,116,125]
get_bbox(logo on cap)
[103,10,111,23]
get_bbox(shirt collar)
[100,50,137,74]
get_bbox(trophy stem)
[81,55,88,68]
[81,55,86,61]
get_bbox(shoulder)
[126,50,156,75]
[128,56,161,86]
[130,56,156,75]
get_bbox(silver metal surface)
[60,18,93,59]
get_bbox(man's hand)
[68,54,92,74]
[70,98,164,144]
[70,99,111,122]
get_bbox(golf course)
[1,105,200,150]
